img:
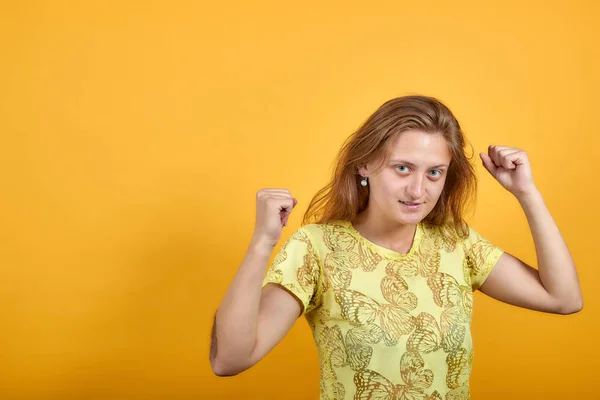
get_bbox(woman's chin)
[394,213,423,225]
[396,208,430,224]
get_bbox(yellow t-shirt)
[262,220,503,400]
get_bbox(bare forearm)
[211,241,273,370]
[518,188,582,309]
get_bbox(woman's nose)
[407,176,424,199]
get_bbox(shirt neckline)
[337,220,423,260]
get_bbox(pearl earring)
[361,177,368,187]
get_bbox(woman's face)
[359,130,452,226]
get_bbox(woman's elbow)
[211,363,240,377]
[210,355,250,377]
[557,298,584,315]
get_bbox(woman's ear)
[357,165,369,177]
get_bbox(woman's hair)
[302,94,477,237]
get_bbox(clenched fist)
[250,188,298,250]
[480,145,537,199]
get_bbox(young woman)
[209,95,583,399]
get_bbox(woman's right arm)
[209,189,302,376]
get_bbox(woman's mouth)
[399,200,422,210]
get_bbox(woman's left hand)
[480,145,537,198]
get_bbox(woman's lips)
[399,200,422,210]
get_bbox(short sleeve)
[463,227,504,291]
[261,226,322,315]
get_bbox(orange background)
[1,1,598,399]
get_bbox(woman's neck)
[351,208,418,254]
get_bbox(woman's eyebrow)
[389,159,449,169]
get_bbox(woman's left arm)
[477,145,583,315]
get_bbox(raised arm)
[478,146,583,314]
[210,189,303,376]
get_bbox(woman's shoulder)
[420,220,476,254]
[297,219,352,237]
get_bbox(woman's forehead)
[386,130,451,165]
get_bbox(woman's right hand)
[250,188,297,250]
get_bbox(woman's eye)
[429,170,442,177]
[396,166,409,173]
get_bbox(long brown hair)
[302,95,477,237]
